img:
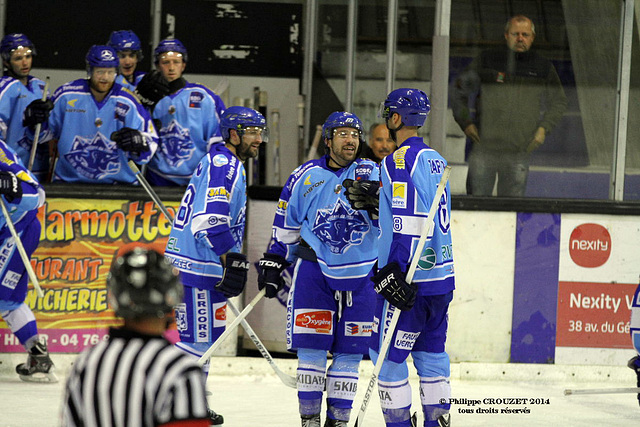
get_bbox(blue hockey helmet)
[107,30,143,58]
[322,111,364,143]
[107,246,183,319]
[86,45,119,69]
[0,33,36,62]
[380,88,431,127]
[154,38,188,63]
[220,106,268,142]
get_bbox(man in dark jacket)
[452,14,567,197]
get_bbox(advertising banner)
[0,198,177,353]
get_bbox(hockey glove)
[215,252,249,298]
[22,99,53,128]
[135,70,170,109]
[372,262,417,311]
[0,171,22,202]
[342,178,380,219]
[111,128,149,154]
[257,253,290,298]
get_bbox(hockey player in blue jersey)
[366,89,454,427]
[0,33,51,180]
[136,38,225,186]
[165,106,266,425]
[628,284,640,407]
[257,112,379,427]
[0,140,56,382]
[107,30,145,92]
[47,45,157,184]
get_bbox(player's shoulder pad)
[0,75,19,93]
[52,79,86,100]
[286,160,321,191]
[186,82,218,100]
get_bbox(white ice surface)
[1,355,639,426]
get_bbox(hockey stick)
[304,125,323,162]
[28,77,50,172]
[227,299,297,388]
[564,387,640,395]
[354,165,452,427]
[127,160,173,220]
[0,199,43,298]
[197,289,266,366]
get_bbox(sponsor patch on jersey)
[393,146,409,169]
[213,154,229,167]
[394,330,420,350]
[304,175,312,185]
[67,99,78,107]
[114,102,130,121]
[276,199,288,215]
[418,246,437,270]
[293,309,334,334]
[1,271,21,290]
[175,303,188,332]
[392,182,407,209]
[345,321,373,337]
[207,186,229,201]
[189,91,204,108]
[355,164,374,180]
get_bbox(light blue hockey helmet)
[108,30,143,59]
[380,88,431,127]
[154,38,188,63]
[85,45,119,69]
[0,33,36,62]
[220,106,268,143]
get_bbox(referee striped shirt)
[62,328,209,427]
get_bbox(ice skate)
[628,356,640,406]
[324,418,348,427]
[301,413,321,427]
[437,413,450,426]
[15,340,58,383]
[208,408,224,425]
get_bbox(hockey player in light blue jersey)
[165,106,266,425]
[0,140,56,383]
[0,33,51,181]
[48,45,157,184]
[367,89,454,427]
[107,30,145,92]
[628,284,640,407]
[257,112,379,427]
[136,38,225,186]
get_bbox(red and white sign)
[568,223,611,268]
[293,309,333,334]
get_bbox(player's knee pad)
[370,348,409,382]
[0,302,37,346]
[297,348,328,416]
[412,351,450,378]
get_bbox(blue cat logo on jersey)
[114,102,130,122]
[65,132,120,179]
[160,120,194,167]
[189,91,204,108]
[312,199,370,254]
[230,206,247,248]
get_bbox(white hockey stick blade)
[353,166,452,427]
[564,387,640,395]
[227,300,297,388]
[0,199,43,298]
[198,289,266,366]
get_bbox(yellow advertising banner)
[0,197,178,353]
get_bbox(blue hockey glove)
[372,262,417,311]
[0,171,22,202]
[215,252,249,298]
[22,99,53,128]
[342,178,380,219]
[111,128,148,154]
[257,253,290,298]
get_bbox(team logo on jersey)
[417,246,437,270]
[231,206,247,248]
[160,120,195,167]
[65,132,120,180]
[312,198,370,254]
[392,182,407,209]
[345,322,373,337]
[213,154,229,167]
[114,102,130,122]
[175,303,188,332]
[189,91,204,108]
[293,309,334,334]
[393,146,409,169]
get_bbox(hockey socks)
[0,303,38,349]
[326,352,361,422]
[414,351,451,426]
[297,348,327,416]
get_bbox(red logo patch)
[215,305,227,321]
[294,310,332,333]
[569,223,611,268]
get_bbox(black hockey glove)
[0,171,22,202]
[111,128,149,154]
[135,70,170,109]
[215,252,249,298]
[257,253,290,298]
[22,99,53,128]
[343,178,380,219]
[372,262,417,311]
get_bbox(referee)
[62,245,210,427]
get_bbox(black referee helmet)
[107,245,183,319]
